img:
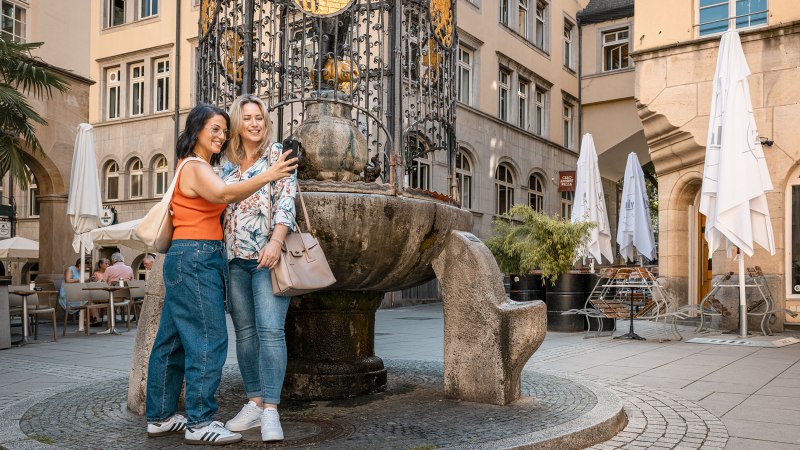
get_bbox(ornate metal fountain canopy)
[197,0,457,193]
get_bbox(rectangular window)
[563,20,574,68]
[130,63,144,116]
[131,173,142,198]
[154,57,170,112]
[792,185,800,295]
[28,186,39,217]
[518,0,529,38]
[563,101,574,149]
[500,0,509,25]
[457,47,472,105]
[496,184,514,215]
[699,0,767,36]
[498,68,510,121]
[518,79,529,129]
[602,27,630,72]
[107,0,126,27]
[156,170,167,195]
[140,0,158,18]
[106,67,121,120]
[535,1,547,49]
[534,87,546,136]
[408,159,430,190]
[561,191,573,219]
[1,1,26,43]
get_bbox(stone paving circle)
[14,360,625,449]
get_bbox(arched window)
[154,156,168,197]
[105,162,120,201]
[405,135,431,190]
[561,190,574,219]
[529,173,545,212]
[495,163,515,215]
[455,149,472,210]
[129,158,143,199]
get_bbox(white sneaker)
[225,401,263,431]
[261,407,284,442]
[184,421,242,446]
[147,414,187,437]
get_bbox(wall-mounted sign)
[558,171,576,192]
[100,206,116,227]
[0,219,10,238]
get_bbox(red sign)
[558,171,576,192]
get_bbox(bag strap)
[162,156,205,203]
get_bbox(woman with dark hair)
[145,104,296,446]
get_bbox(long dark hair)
[176,104,230,166]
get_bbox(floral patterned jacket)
[221,142,297,260]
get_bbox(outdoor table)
[604,282,650,341]
[82,286,127,335]
[10,290,57,345]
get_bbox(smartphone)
[282,138,301,174]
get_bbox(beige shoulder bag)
[271,181,337,296]
[135,157,203,253]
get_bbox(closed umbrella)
[66,123,103,282]
[617,152,656,263]
[571,133,614,268]
[699,30,775,339]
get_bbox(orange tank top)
[171,159,226,240]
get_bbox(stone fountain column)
[284,291,386,399]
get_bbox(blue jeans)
[228,258,290,405]
[146,240,229,427]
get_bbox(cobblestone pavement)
[581,376,729,450]
[5,305,800,448]
[13,361,620,449]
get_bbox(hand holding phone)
[282,139,301,174]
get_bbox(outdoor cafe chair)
[9,285,58,342]
[63,282,98,335]
[125,280,145,321]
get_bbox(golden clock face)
[200,0,217,38]
[292,0,355,18]
[429,0,454,49]
[220,29,244,84]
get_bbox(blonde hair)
[227,94,272,166]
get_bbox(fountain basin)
[297,184,473,291]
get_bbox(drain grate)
[395,317,439,320]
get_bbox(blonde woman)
[221,95,297,442]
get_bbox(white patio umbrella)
[90,219,154,280]
[699,30,775,339]
[90,219,150,252]
[617,152,656,263]
[0,236,39,260]
[66,123,103,283]
[571,133,614,269]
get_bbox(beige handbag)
[271,182,336,296]
[135,157,203,253]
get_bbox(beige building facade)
[0,0,91,283]
[632,0,800,328]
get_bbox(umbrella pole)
[78,241,86,332]
[738,248,747,339]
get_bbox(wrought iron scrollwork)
[197,0,457,194]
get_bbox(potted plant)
[487,205,597,331]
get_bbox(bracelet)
[270,237,285,246]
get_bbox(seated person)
[105,252,134,285]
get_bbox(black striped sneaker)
[147,414,187,437]
[184,421,242,446]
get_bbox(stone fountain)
[128,0,546,413]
